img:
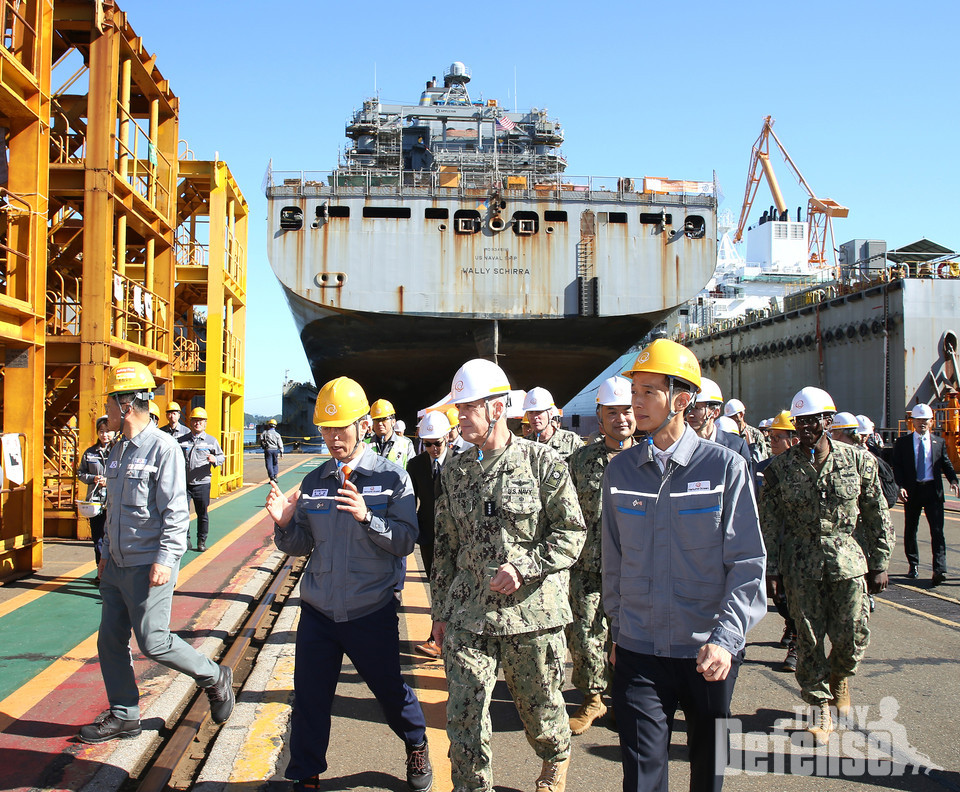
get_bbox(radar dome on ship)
[445,61,471,83]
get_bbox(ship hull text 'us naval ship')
[265,63,718,415]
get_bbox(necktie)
[656,451,670,472]
[340,465,352,485]
[917,439,926,481]
[433,460,441,479]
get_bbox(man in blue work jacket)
[179,407,225,552]
[602,339,767,792]
[266,376,431,792]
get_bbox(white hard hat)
[790,386,837,418]
[911,403,934,420]
[831,411,859,430]
[418,411,451,440]
[723,398,746,417]
[395,420,406,434]
[450,359,511,405]
[506,390,527,419]
[523,386,556,413]
[715,416,739,433]
[855,415,874,436]
[696,377,724,405]
[758,418,772,429]
[596,376,632,407]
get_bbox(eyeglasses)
[793,414,825,427]
[422,440,445,448]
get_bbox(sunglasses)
[422,440,445,448]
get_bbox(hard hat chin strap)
[645,378,681,441]
[477,399,500,462]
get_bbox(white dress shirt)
[914,431,933,482]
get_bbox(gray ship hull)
[686,278,960,427]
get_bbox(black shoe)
[292,777,322,791]
[405,739,433,792]
[205,665,235,724]
[197,540,207,552]
[78,712,142,743]
[782,643,798,673]
[907,565,919,579]
[932,571,947,587]
[779,624,794,648]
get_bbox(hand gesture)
[266,481,299,527]
[335,478,368,522]
[489,563,523,595]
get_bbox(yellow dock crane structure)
[1,0,247,579]
[733,115,849,271]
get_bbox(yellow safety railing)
[173,333,203,372]
[43,427,78,509]
[222,328,242,380]
[1,0,38,71]
[111,270,169,354]
[46,270,82,336]
[220,429,243,488]
[115,102,173,218]
[225,229,245,289]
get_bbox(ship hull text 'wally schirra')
[265,63,718,414]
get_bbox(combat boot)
[830,674,851,718]
[535,757,569,792]
[806,701,834,745]
[569,693,607,735]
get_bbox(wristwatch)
[359,510,372,525]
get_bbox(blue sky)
[117,0,959,415]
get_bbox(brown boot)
[569,693,607,735]
[535,757,569,792]
[830,674,851,718]
[806,700,834,746]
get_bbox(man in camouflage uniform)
[759,387,894,743]
[523,387,584,460]
[724,398,769,463]
[431,360,586,792]
[566,376,636,735]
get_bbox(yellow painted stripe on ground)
[229,653,297,787]
[895,583,960,606]
[0,458,314,620]
[0,479,302,736]
[403,549,452,792]
[881,597,960,630]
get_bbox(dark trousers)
[285,600,426,781]
[90,511,106,565]
[264,450,279,480]
[612,647,741,792]
[904,482,946,573]
[187,482,211,542]
[418,541,434,581]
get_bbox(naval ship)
[265,63,718,415]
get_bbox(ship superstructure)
[265,63,718,414]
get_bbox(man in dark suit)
[892,404,960,586]
[408,410,452,657]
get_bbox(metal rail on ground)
[136,555,300,792]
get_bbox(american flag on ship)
[497,115,517,131]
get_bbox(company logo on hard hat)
[454,380,464,392]
[795,399,804,408]
[325,404,338,416]
[638,351,650,364]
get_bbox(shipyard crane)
[733,115,849,270]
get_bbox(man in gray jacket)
[78,362,234,743]
[261,418,284,481]
[266,376,431,792]
[602,340,766,792]
[179,406,225,552]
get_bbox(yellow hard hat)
[769,410,796,432]
[267,419,277,426]
[189,407,208,420]
[314,377,370,427]
[166,401,182,413]
[148,401,161,418]
[521,414,530,425]
[106,361,156,396]
[622,339,701,391]
[369,399,396,420]
[444,406,460,427]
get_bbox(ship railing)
[265,169,718,205]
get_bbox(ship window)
[363,206,411,219]
[328,206,350,218]
[280,206,303,230]
[608,212,628,224]
[512,211,539,236]
[684,215,706,239]
[454,209,481,234]
[425,208,449,219]
[544,210,568,222]
[640,212,672,225]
